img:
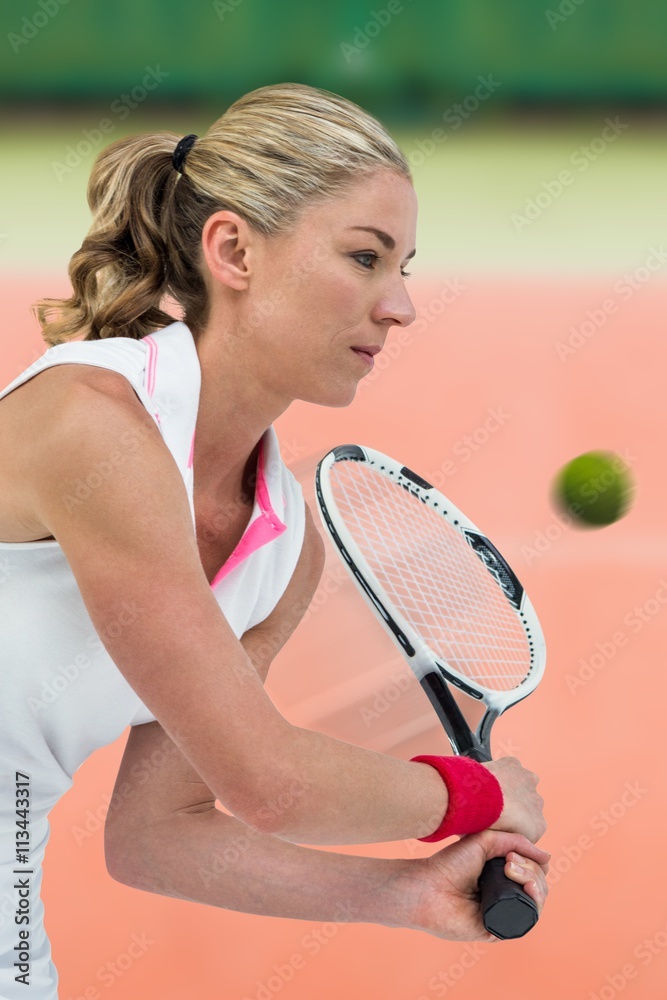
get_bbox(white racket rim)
[315,443,546,716]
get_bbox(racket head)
[315,444,546,722]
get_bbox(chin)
[300,382,359,408]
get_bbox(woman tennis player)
[0,83,549,996]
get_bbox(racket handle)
[462,747,539,938]
[479,857,539,939]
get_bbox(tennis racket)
[314,443,546,940]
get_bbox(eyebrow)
[348,226,417,259]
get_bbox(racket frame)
[314,443,546,759]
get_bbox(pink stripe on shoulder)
[143,335,158,396]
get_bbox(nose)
[373,278,417,329]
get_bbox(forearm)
[119,807,418,930]
[250,725,448,846]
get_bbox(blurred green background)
[1,0,665,275]
[2,0,667,111]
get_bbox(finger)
[505,836,551,866]
[507,852,547,876]
[519,874,547,916]
[508,850,550,876]
[504,860,548,915]
[479,830,551,866]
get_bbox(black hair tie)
[172,134,198,173]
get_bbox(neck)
[190,319,291,499]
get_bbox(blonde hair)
[34,82,411,346]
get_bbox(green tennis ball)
[551,451,636,528]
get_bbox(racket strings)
[330,462,531,692]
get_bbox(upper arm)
[28,373,295,829]
[104,498,326,875]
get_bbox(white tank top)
[0,321,306,997]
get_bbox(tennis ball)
[551,450,636,528]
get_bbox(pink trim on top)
[143,335,158,395]
[142,327,285,585]
[209,434,287,589]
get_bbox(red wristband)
[410,754,504,843]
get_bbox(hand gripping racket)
[314,444,546,940]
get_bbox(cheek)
[305,270,368,324]
[265,255,368,342]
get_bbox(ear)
[201,210,254,291]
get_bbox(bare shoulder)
[0,362,152,540]
[0,362,147,452]
[3,359,139,408]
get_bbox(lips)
[351,348,376,367]
[351,345,382,356]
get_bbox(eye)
[352,251,379,269]
[352,251,412,279]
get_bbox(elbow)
[104,822,154,891]
[103,821,129,884]
[106,856,137,888]
[233,765,311,840]
[244,783,308,839]
[104,839,137,888]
